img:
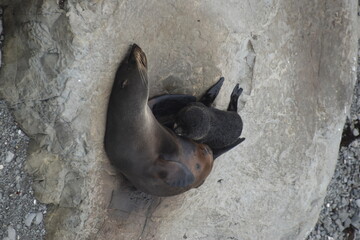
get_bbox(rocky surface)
[0,0,357,239]
[0,7,3,66]
[306,48,360,240]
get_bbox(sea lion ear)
[156,160,195,188]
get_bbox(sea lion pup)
[104,44,214,197]
[174,83,245,157]
[148,78,245,158]
[148,78,225,128]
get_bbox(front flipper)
[148,95,196,127]
[227,84,243,112]
[212,137,245,159]
[199,77,225,107]
[155,159,195,188]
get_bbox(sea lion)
[148,78,245,158]
[104,44,214,197]
[174,83,245,155]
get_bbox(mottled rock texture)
[0,0,357,239]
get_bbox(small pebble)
[351,213,360,227]
[5,151,15,162]
[353,128,359,136]
[335,219,344,231]
[344,218,351,228]
[0,164,4,170]
[24,213,36,227]
[34,212,43,225]
[7,226,16,240]
[356,199,360,208]
[352,140,359,147]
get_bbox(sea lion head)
[177,138,214,188]
[129,44,147,70]
[174,102,211,141]
[114,44,148,91]
[151,137,214,191]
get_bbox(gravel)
[0,101,47,240]
[0,7,3,67]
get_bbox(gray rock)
[5,151,14,163]
[356,199,360,208]
[24,213,36,227]
[6,226,16,240]
[353,128,359,137]
[34,212,43,225]
[0,0,357,240]
[351,212,360,229]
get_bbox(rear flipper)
[148,77,225,126]
[148,94,196,128]
[212,137,245,159]
[227,84,243,112]
[199,77,225,107]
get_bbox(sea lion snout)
[131,44,147,69]
[174,123,186,136]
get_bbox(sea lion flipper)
[227,84,243,112]
[212,137,245,159]
[148,95,196,127]
[148,94,196,113]
[156,160,195,188]
[199,77,225,107]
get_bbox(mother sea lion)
[104,44,214,197]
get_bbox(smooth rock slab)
[0,0,357,239]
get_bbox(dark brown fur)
[104,44,214,196]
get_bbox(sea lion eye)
[196,163,201,170]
